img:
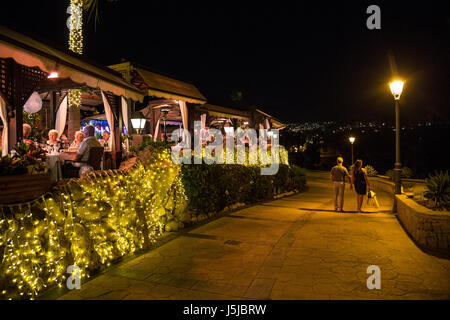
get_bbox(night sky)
[1,1,449,123]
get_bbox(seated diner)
[63,125,103,177]
[23,123,33,145]
[46,129,61,153]
[69,130,85,150]
[99,131,111,150]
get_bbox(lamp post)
[389,80,405,200]
[349,136,355,164]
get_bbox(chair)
[63,146,104,178]
[87,147,104,170]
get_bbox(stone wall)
[368,176,395,194]
[396,195,450,257]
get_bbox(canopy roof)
[109,62,206,104]
[0,26,144,102]
[255,109,285,129]
[197,103,250,121]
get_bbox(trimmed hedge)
[181,164,307,214]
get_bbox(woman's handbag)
[367,189,380,208]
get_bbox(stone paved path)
[57,171,450,300]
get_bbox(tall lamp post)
[389,80,405,200]
[349,136,355,165]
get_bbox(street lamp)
[389,80,405,198]
[131,112,146,134]
[349,136,355,164]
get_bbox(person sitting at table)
[69,130,85,149]
[46,129,61,152]
[63,125,102,177]
[99,131,110,149]
[75,125,102,163]
[23,124,33,145]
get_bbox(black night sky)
[1,1,449,123]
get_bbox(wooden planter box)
[0,173,52,204]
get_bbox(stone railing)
[369,176,449,257]
[368,175,427,199]
[368,176,395,194]
[396,195,450,257]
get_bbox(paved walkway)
[58,171,450,300]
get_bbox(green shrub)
[181,164,306,215]
[385,167,414,180]
[289,165,307,191]
[424,170,450,209]
[364,165,378,177]
[402,167,414,178]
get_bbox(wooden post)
[49,91,56,132]
[13,62,23,143]
[113,95,121,169]
[8,113,16,151]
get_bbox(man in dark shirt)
[330,157,352,212]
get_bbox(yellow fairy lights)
[0,148,187,299]
[68,0,83,54]
[0,144,288,299]
[68,89,82,109]
[192,145,289,166]
[68,0,83,109]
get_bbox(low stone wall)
[396,194,450,257]
[368,176,395,194]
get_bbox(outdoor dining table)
[58,150,78,163]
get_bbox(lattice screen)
[0,58,47,110]
[0,58,14,108]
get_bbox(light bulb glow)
[131,118,146,130]
[389,80,404,100]
[47,72,59,79]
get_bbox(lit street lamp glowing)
[389,79,405,209]
[349,136,355,164]
[389,80,404,100]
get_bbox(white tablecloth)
[46,154,62,183]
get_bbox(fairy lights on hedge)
[0,144,287,299]
[0,148,187,299]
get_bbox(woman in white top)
[46,129,61,153]
[70,130,85,149]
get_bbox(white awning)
[0,26,144,102]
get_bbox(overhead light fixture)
[47,72,59,79]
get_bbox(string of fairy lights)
[0,148,187,299]
[0,144,287,299]
[68,0,83,108]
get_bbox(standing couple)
[330,157,370,213]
